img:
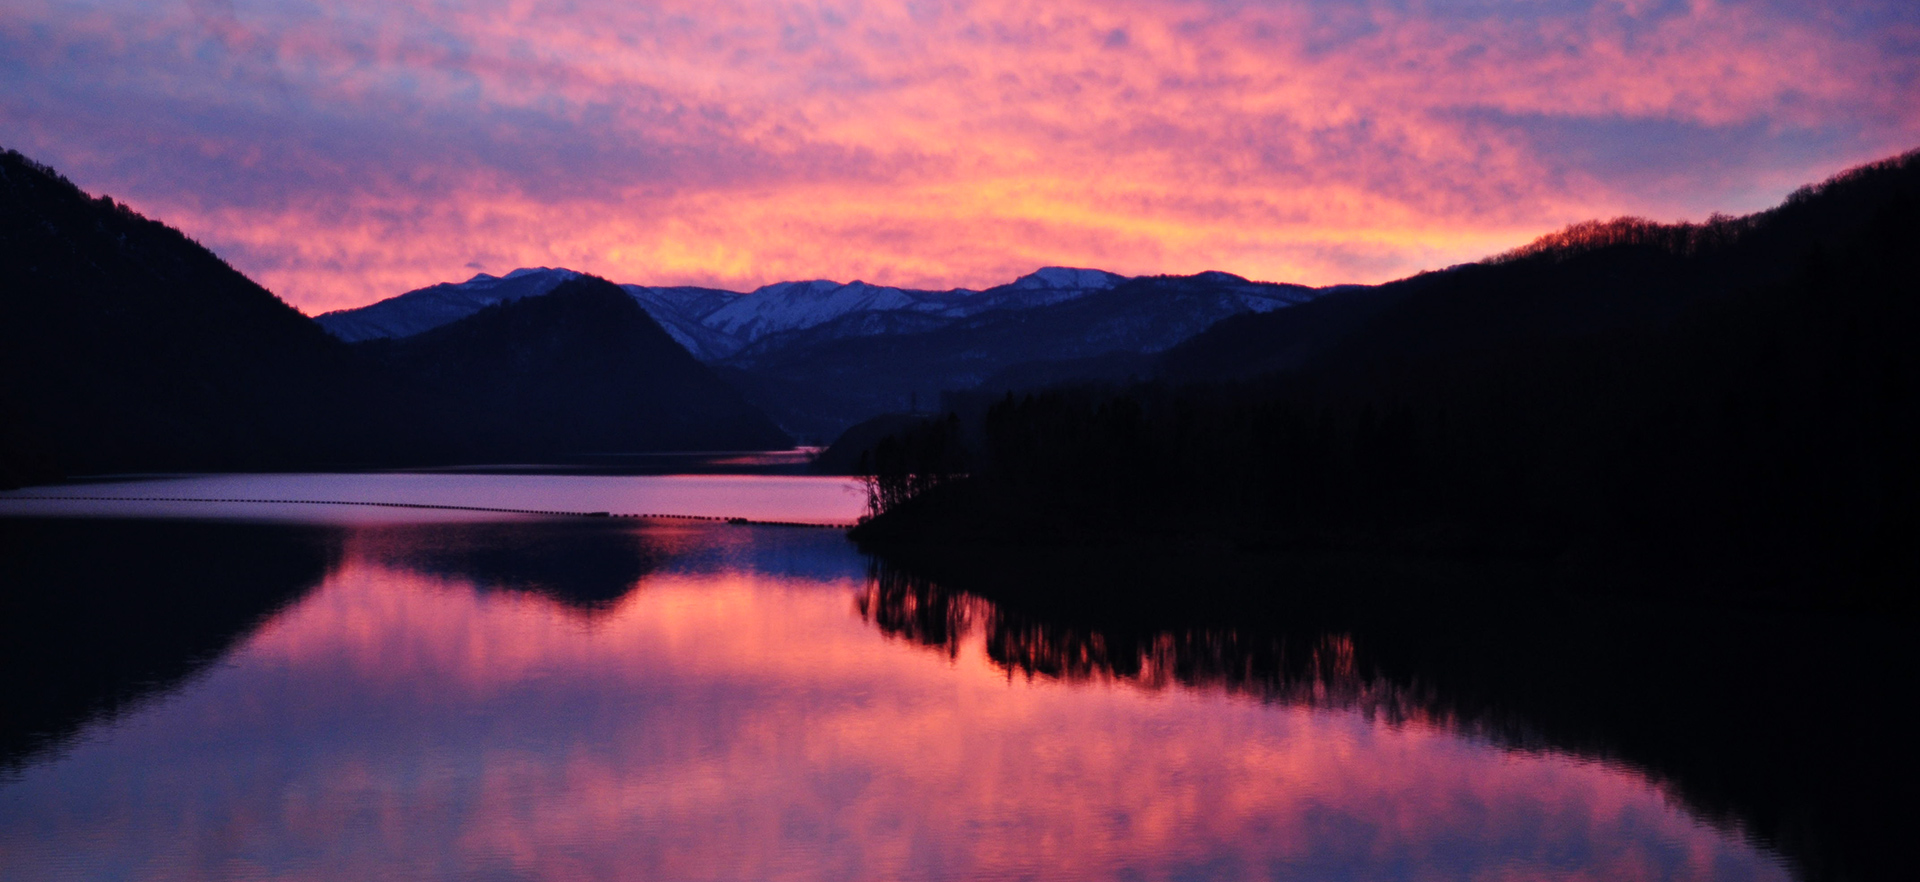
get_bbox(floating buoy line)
[7,495,848,529]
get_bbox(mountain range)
[1,141,1342,482]
[318,265,1138,358]
[320,265,1329,438]
[9,138,1914,505]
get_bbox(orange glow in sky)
[4,0,1916,312]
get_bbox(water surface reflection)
[0,516,1794,881]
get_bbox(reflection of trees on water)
[858,555,1912,882]
[858,559,1498,739]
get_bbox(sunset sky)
[5,0,1916,313]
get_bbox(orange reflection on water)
[0,523,1790,881]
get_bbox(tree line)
[852,151,1920,604]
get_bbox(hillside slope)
[360,277,790,458]
[0,149,794,483]
[0,149,406,483]
[1162,151,1920,385]
[857,148,1920,598]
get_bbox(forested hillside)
[853,149,1920,603]
[0,149,409,485]
[0,149,790,484]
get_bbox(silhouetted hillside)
[855,148,1920,603]
[0,149,411,484]
[359,277,790,458]
[0,149,793,482]
[1163,151,1920,384]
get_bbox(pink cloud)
[3,0,1915,311]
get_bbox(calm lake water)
[0,474,1800,881]
[0,470,868,524]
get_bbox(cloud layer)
[5,0,1917,312]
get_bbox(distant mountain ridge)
[322,264,1330,439]
[720,271,1325,438]
[320,265,1137,361]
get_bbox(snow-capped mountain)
[316,267,580,342]
[316,265,1134,360]
[993,266,1128,300]
[929,267,1131,317]
[622,284,752,361]
[708,270,1332,438]
[700,280,933,342]
[312,265,1334,439]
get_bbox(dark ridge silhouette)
[0,149,417,484]
[852,147,1920,605]
[356,276,791,459]
[350,519,666,614]
[1163,148,1920,385]
[0,148,793,483]
[859,551,1913,882]
[0,518,343,767]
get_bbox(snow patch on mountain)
[654,268,1131,347]
[1013,267,1128,290]
[624,285,749,361]
[701,280,927,342]
[948,266,1130,315]
[316,267,578,342]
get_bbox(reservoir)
[0,473,1797,880]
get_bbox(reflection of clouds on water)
[0,520,1790,882]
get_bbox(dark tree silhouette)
[853,148,1920,605]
